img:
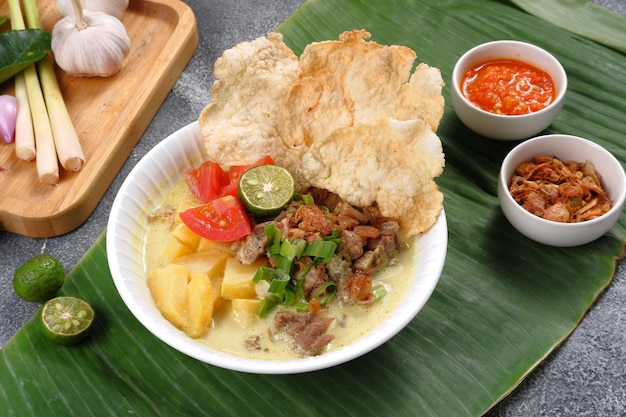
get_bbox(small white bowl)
[106,121,448,374]
[498,134,626,247]
[451,40,567,140]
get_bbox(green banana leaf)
[0,29,51,84]
[510,0,626,54]
[2,0,626,416]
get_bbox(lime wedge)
[238,165,296,217]
[39,296,95,345]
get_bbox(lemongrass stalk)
[14,73,36,161]
[23,0,85,172]
[24,65,58,184]
[8,0,59,183]
[8,0,35,160]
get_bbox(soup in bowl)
[106,122,448,374]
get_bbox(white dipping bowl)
[498,134,626,247]
[106,121,448,374]
[451,40,567,140]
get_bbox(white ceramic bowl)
[498,134,626,247]
[451,40,567,140]
[106,121,448,374]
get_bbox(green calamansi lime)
[39,296,95,345]
[13,254,65,302]
[238,164,296,217]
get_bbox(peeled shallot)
[0,95,18,144]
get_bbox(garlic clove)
[55,0,129,20]
[52,10,131,77]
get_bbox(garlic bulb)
[56,0,129,19]
[52,5,131,77]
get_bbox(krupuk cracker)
[199,30,445,236]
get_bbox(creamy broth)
[143,180,416,360]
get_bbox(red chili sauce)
[461,59,556,115]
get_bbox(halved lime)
[13,254,65,302]
[39,296,95,345]
[238,165,296,217]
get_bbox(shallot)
[0,95,18,144]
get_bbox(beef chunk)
[299,260,329,299]
[352,251,376,271]
[274,309,335,356]
[236,223,268,264]
[337,229,364,262]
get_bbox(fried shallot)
[509,155,612,223]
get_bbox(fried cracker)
[199,32,302,171]
[198,30,446,236]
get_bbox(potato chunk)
[186,272,214,338]
[147,263,189,330]
[172,250,229,276]
[231,299,262,328]
[197,238,237,255]
[171,223,202,249]
[175,196,200,221]
[221,257,267,300]
[162,235,195,263]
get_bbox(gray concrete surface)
[1,1,624,415]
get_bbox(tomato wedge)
[179,196,251,242]
[185,161,229,203]
[222,155,275,197]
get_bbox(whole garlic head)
[56,0,129,19]
[52,10,131,77]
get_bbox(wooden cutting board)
[0,0,198,238]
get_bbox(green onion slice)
[313,281,337,306]
[302,194,315,205]
[267,271,290,296]
[302,240,337,264]
[252,266,277,283]
[279,238,306,260]
[372,283,388,302]
[264,223,281,257]
[258,296,279,318]
[323,228,342,244]
[255,221,340,316]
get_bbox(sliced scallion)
[294,261,313,301]
[323,228,342,244]
[313,281,337,306]
[264,223,281,256]
[275,255,293,275]
[267,271,290,296]
[372,283,389,302]
[302,240,337,264]
[283,288,297,306]
[255,221,340,317]
[302,194,315,205]
[279,238,306,261]
[258,297,279,318]
[252,266,278,283]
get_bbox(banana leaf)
[509,0,626,54]
[2,0,626,416]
